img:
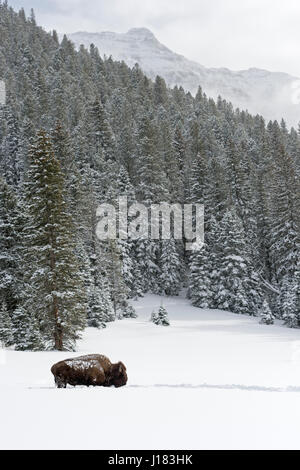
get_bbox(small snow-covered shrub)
[117,302,138,319]
[122,305,138,318]
[151,306,170,326]
[259,299,274,325]
[150,310,158,324]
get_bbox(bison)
[51,354,127,388]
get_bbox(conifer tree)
[0,301,13,347]
[114,165,136,297]
[0,178,19,313]
[159,239,182,296]
[151,305,170,326]
[87,281,114,328]
[153,75,168,107]
[106,240,129,318]
[87,98,115,161]
[2,109,20,185]
[22,130,86,350]
[157,114,183,202]
[281,276,300,328]
[189,244,212,308]
[260,299,274,325]
[172,123,186,175]
[12,306,42,351]
[215,209,260,315]
[137,114,168,203]
[122,304,138,318]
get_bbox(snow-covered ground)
[1,294,300,450]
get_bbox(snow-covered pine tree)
[1,108,21,186]
[22,130,86,350]
[172,123,186,176]
[150,310,158,324]
[0,178,20,314]
[281,276,300,328]
[188,150,214,308]
[12,306,43,351]
[87,281,114,329]
[114,165,137,298]
[215,209,260,315]
[189,151,205,205]
[189,243,212,308]
[87,98,115,161]
[156,111,183,203]
[51,121,73,172]
[106,240,129,318]
[122,304,138,318]
[145,240,161,294]
[207,216,222,309]
[159,239,182,296]
[151,305,170,326]
[265,124,299,285]
[153,75,168,107]
[136,113,169,203]
[131,239,149,294]
[260,299,274,325]
[0,301,13,347]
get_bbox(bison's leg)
[55,376,67,388]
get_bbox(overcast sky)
[7,0,300,77]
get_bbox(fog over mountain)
[69,27,300,127]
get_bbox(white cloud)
[7,0,300,77]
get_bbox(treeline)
[0,2,299,350]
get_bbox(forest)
[0,2,299,351]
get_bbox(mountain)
[69,27,300,127]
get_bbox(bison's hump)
[62,354,109,363]
[64,358,101,371]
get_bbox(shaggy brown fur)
[51,354,127,388]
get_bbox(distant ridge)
[68,28,300,127]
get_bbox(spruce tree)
[87,98,115,161]
[106,240,129,318]
[189,243,212,308]
[12,306,43,351]
[87,283,113,329]
[22,130,86,350]
[0,301,13,347]
[215,209,261,315]
[0,178,19,313]
[260,299,274,325]
[122,304,138,318]
[151,305,170,326]
[281,276,300,328]
[136,114,168,203]
[159,239,182,296]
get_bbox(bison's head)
[109,361,128,388]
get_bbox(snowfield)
[1,294,300,450]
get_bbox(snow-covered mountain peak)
[68,28,300,127]
[126,27,157,41]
